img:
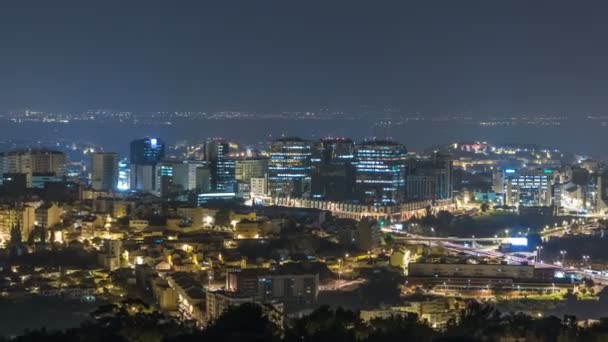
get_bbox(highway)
[387,224,608,284]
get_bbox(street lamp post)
[536,246,543,263]
[582,255,590,266]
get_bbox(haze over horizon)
[2,0,608,115]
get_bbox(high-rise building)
[130,164,157,193]
[117,158,130,191]
[0,149,66,187]
[156,159,208,197]
[354,140,407,204]
[130,138,165,166]
[91,152,119,191]
[204,139,230,162]
[212,158,236,193]
[235,158,269,183]
[130,138,165,192]
[498,168,555,207]
[235,158,268,196]
[205,139,236,193]
[196,166,212,193]
[406,153,453,201]
[311,138,355,164]
[311,138,355,200]
[267,137,312,197]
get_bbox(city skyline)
[2,2,608,340]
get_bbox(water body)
[0,119,605,157]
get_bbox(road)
[387,224,608,284]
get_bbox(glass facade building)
[353,140,407,205]
[267,137,312,197]
[129,138,165,166]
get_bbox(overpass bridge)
[390,235,508,243]
[272,197,455,221]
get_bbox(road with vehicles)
[387,221,608,284]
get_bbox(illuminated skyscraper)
[213,159,236,193]
[129,138,165,192]
[130,138,165,166]
[205,139,236,192]
[353,140,407,204]
[117,158,130,191]
[267,137,312,197]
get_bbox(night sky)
[1,0,608,115]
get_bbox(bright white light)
[506,237,528,246]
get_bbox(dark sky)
[1,0,608,115]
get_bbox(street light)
[536,246,543,263]
[582,255,590,266]
[560,250,567,264]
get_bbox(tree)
[199,303,280,342]
[368,313,436,342]
[285,306,366,342]
[445,301,504,340]
[10,221,22,245]
[9,220,24,258]
[480,202,490,213]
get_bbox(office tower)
[196,166,212,193]
[235,158,269,196]
[130,138,165,166]
[353,140,407,204]
[157,161,176,197]
[130,164,156,193]
[311,138,355,200]
[311,138,355,163]
[0,149,66,187]
[129,138,165,192]
[156,159,208,196]
[406,153,453,201]
[117,158,130,190]
[174,160,207,191]
[212,158,236,193]
[204,139,230,162]
[499,168,554,207]
[205,139,236,192]
[91,152,119,191]
[267,137,312,197]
